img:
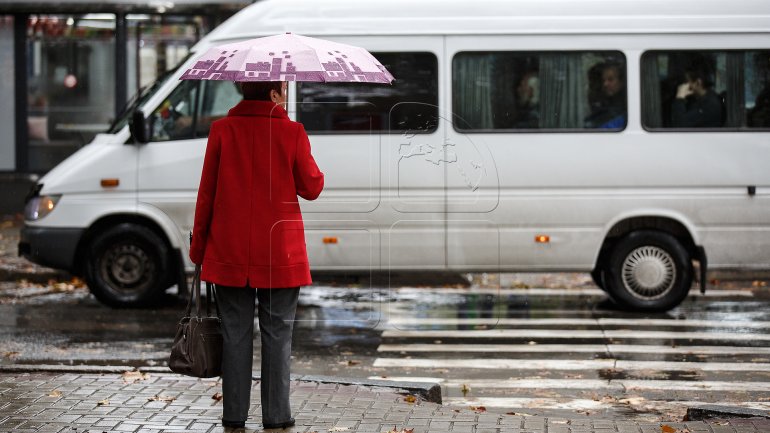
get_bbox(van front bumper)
[18,226,85,273]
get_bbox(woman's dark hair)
[239,81,283,101]
[684,57,715,89]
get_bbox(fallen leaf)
[148,395,176,403]
[470,406,486,413]
[384,427,414,433]
[97,399,109,406]
[661,425,677,433]
[460,383,471,397]
[328,427,349,432]
[403,395,417,403]
[122,371,150,383]
[3,352,20,359]
[212,392,223,401]
[618,396,646,406]
[346,360,360,366]
[48,390,62,397]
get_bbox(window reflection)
[26,14,116,172]
[642,50,770,130]
[297,52,439,134]
[452,51,627,132]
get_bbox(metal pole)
[14,14,29,173]
[115,11,127,120]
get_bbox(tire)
[605,230,693,312]
[84,223,170,308]
[591,267,606,291]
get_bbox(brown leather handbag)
[169,265,223,378]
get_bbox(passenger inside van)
[584,62,626,129]
[671,62,723,128]
[514,71,540,128]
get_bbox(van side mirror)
[129,110,151,144]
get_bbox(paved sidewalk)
[0,371,768,433]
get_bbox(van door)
[444,37,502,272]
[137,79,242,257]
[295,36,445,274]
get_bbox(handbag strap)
[205,282,222,318]
[184,265,202,317]
[186,265,221,319]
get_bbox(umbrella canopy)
[180,32,394,84]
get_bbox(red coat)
[190,100,324,288]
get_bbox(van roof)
[203,0,770,44]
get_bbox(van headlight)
[24,195,61,221]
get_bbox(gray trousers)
[216,285,299,425]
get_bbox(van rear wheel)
[605,230,692,312]
[84,223,169,308]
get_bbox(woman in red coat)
[190,80,324,430]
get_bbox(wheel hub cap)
[621,246,676,300]
[103,244,150,288]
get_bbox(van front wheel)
[605,230,692,312]
[84,223,169,308]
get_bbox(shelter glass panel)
[297,52,439,134]
[452,51,626,132]
[27,14,116,173]
[0,16,14,171]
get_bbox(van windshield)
[107,53,192,134]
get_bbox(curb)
[686,405,770,421]
[0,267,70,284]
[0,365,443,404]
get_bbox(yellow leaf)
[661,425,677,433]
[212,392,223,401]
[470,406,486,412]
[403,395,417,403]
[121,371,149,383]
[460,383,471,396]
[48,390,62,397]
[97,399,109,406]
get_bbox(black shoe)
[222,419,246,428]
[262,418,295,429]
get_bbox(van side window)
[195,81,242,138]
[297,52,438,134]
[150,80,243,141]
[641,50,770,130]
[452,51,626,132]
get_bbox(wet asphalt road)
[1,275,770,422]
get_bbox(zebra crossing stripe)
[433,378,770,392]
[372,357,770,371]
[390,287,754,297]
[376,343,770,355]
[385,317,770,329]
[441,397,770,411]
[381,329,770,341]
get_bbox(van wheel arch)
[76,215,181,307]
[593,216,700,311]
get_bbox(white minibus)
[19,0,770,311]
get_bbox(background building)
[0,0,252,213]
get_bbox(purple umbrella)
[180,32,395,84]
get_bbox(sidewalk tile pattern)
[0,373,767,433]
